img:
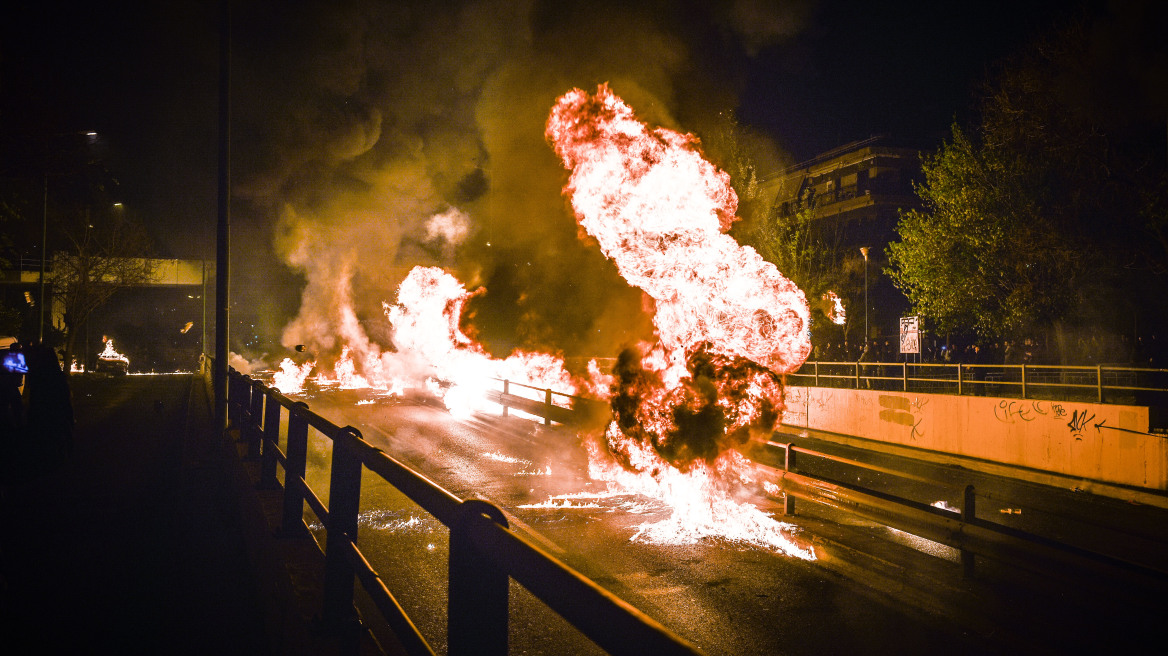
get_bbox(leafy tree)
[745,197,867,347]
[702,113,866,344]
[698,110,779,228]
[34,160,158,372]
[887,125,1081,340]
[0,304,21,337]
[887,14,1168,359]
[0,195,31,338]
[52,209,156,373]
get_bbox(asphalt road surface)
[286,386,1051,656]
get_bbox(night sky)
[1,0,1155,359]
[2,0,1081,250]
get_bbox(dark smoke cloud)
[608,343,784,472]
[230,0,810,367]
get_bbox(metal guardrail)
[225,368,701,656]
[759,438,1168,586]
[474,375,1168,585]
[789,360,1168,405]
[227,364,1165,654]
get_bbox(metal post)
[213,0,232,434]
[227,371,242,429]
[1096,365,1104,403]
[280,403,310,537]
[544,388,553,426]
[234,376,251,438]
[322,427,364,635]
[783,445,796,516]
[961,485,976,578]
[813,361,819,387]
[861,246,869,342]
[957,364,963,396]
[261,391,281,488]
[502,380,509,418]
[201,260,207,367]
[248,383,264,457]
[39,173,48,343]
[855,362,861,389]
[1021,364,1027,400]
[902,362,908,392]
[449,500,510,656]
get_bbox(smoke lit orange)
[546,84,813,555]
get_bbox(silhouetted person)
[1,342,27,432]
[23,343,74,458]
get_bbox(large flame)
[822,290,846,326]
[547,84,810,382]
[277,264,576,419]
[385,266,576,418]
[272,357,316,394]
[546,84,813,555]
[99,337,129,364]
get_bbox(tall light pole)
[214,0,232,432]
[38,131,98,344]
[860,247,869,343]
[40,173,48,343]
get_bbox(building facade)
[755,137,922,348]
[758,136,921,251]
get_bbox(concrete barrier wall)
[782,386,1168,490]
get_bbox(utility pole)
[40,173,48,342]
[214,0,231,432]
[861,246,869,342]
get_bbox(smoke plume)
[231,0,809,371]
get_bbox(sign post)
[900,316,920,356]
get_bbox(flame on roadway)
[545,84,814,557]
[268,84,815,558]
[98,337,130,364]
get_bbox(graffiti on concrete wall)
[1067,409,1107,439]
[878,394,926,441]
[994,400,1107,440]
[782,387,807,425]
[781,387,835,427]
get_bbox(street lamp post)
[40,174,48,342]
[38,131,99,344]
[860,247,869,342]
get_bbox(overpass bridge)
[0,257,208,336]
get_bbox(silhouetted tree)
[52,211,156,373]
[887,13,1168,360]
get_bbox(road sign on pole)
[900,316,920,354]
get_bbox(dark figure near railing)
[1,342,26,430]
[23,343,74,458]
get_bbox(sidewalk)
[1,374,270,654]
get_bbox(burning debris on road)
[258,82,815,557]
[94,338,130,375]
[546,84,809,469]
[546,84,814,555]
[609,344,785,471]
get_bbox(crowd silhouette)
[811,332,1165,368]
[0,340,74,481]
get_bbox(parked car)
[94,357,129,375]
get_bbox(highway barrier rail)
[753,436,1168,588]
[228,365,1166,654]
[225,368,702,656]
[474,375,1168,588]
[788,360,1168,405]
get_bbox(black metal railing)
[227,363,1166,654]
[226,368,701,656]
[473,374,1168,585]
[758,437,1168,585]
[789,360,1168,405]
